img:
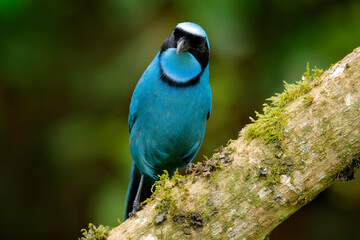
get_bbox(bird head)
[160,22,210,70]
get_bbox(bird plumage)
[125,22,211,219]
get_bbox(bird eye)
[194,37,205,48]
[199,37,206,47]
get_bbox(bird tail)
[124,162,154,220]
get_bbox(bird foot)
[129,201,142,218]
[128,211,138,218]
[185,162,195,174]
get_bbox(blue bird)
[125,22,211,219]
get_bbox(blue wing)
[128,53,161,134]
[207,91,212,120]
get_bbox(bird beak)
[176,38,190,54]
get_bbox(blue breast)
[129,52,211,179]
[160,48,202,83]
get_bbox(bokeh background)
[1,0,360,239]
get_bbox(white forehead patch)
[176,22,206,37]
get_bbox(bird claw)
[185,162,195,174]
[128,211,138,218]
[129,200,141,218]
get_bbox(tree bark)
[109,47,360,240]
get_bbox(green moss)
[149,170,178,215]
[243,63,323,143]
[264,170,281,186]
[302,95,314,106]
[221,219,233,233]
[144,169,193,223]
[231,183,261,205]
[320,122,341,151]
[78,223,111,240]
[171,169,185,188]
[152,170,171,193]
[143,146,235,224]
[247,190,261,204]
[337,151,350,165]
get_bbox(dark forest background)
[1,0,360,239]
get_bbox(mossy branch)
[108,47,360,240]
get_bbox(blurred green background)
[1,0,360,239]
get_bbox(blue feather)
[160,49,202,82]
[125,22,211,219]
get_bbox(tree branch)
[109,47,360,240]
